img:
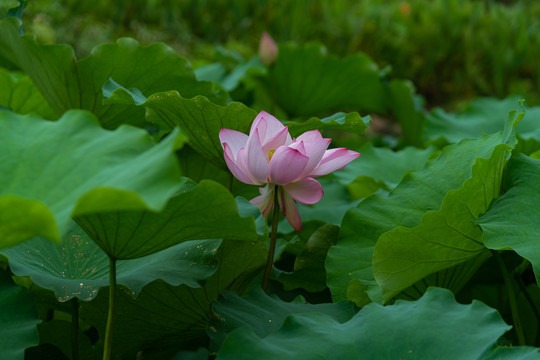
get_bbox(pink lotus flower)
[258,32,278,66]
[219,111,360,232]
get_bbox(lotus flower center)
[268,149,276,161]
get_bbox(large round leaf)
[0,69,56,119]
[327,108,522,305]
[372,135,513,301]
[1,222,220,302]
[75,179,258,259]
[0,17,79,114]
[269,43,388,117]
[0,269,40,360]
[216,287,539,360]
[0,17,226,128]
[477,154,540,284]
[284,112,370,137]
[0,110,182,249]
[333,143,437,193]
[78,38,227,128]
[425,96,540,145]
[104,80,371,170]
[137,91,256,169]
[209,285,355,350]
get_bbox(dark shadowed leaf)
[278,224,340,292]
[0,269,40,360]
[209,286,355,350]
[79,239,267,358]
[216,287,539,360]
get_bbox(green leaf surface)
[76,179,257,259]
[284,112,370,138]
[1,222,220,301]
[0,110,182,249]
[293,176,360,228]
[80,239,267,358]
[106,85,371,170]
[0,17,80,114]
[209,286,355,350]
[333,144,437,189]
[269,43,388,117]
[196,56,265,92]
[425,96,539,144]
[389,79,426,147]
[144,91,257,169]
[480,346,540,360]
[477,154,540,283]
[216,287,532,360]
[373,134,514,300]
[0,69,56,119]
[79,37,227,128]
[0,17,225,128]
[0,269,40,360]
[326,109,522,305]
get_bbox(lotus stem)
[103,256,117,360]
[493,250,526,345]
[262,187,280,292]
[71,297,79,360]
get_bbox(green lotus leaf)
[291,176,360,230]
[477,154,540,284]
[0,110,182,249]
[0,269,40,360]
[480,346,540,360]
[143,92,257,169]
[0,17,225,128]
[209,286,355,350]
[104,80,372,170]
[78,38,227,128]
[0,69,56,119]
[75,179,257,259]
[268,43,388,117]
[1,221,220,302]
[389,79,426,147]
[196,56,265,92]
[284,112,370,137]
[216,287,539,360]
[425,96,540,145]
[373,134,515,301]
[327,108,523,305]
[333,144,437,189]
[0,17,80,114]
[79,239,267,358]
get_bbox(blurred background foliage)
[17,0,540,109]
